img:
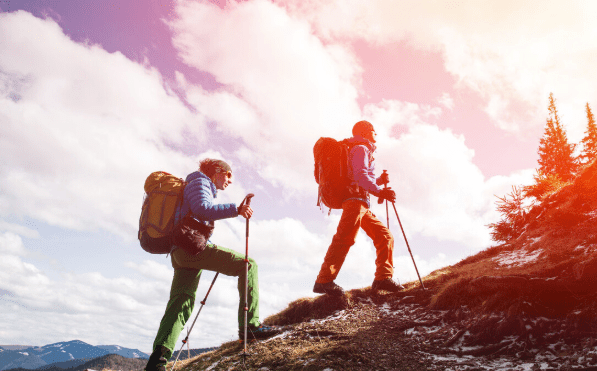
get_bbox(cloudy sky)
[1,0,595,352]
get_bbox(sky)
[1,0,596,352]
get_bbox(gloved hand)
[377,171,390,186]
[378,187,396,203]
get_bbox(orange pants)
[316,199,394,283]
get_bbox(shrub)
[488,186,530,243]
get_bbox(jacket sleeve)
[185,177,238,221]
[350,145,382,196]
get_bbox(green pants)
[152,244,260,357]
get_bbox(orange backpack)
[138,171,186,254]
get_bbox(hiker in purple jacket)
[313,120,403,295]
[145,159,279,371]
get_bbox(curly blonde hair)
[199,158,232,178]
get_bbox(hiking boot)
[240,324,281,340]
[313,281,345,296]
[372,278,404,292]
[145,345,169,371]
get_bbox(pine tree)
[579,102,597,164]
[537,93,577,182]
[488,185,528,242]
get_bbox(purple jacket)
[346,135,383,208]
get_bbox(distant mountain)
[96,345,148,359]
[0,351,45,371]
[0,340,148,371]
[0,348,31,352]
[26,340,109,365]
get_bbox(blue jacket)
[176,171,238,229]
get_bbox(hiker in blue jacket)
[145,158,279,371]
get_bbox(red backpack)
[313,137,354,209]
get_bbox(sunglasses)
[217,168,232,178]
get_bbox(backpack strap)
[342,139,372,200]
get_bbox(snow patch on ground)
[263,329,293,343]
[309,310,348,324]
[529,237,542,245]
[493,249,542,267]
[204,358,221,371]
[426,353,549,370]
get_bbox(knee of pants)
[332,233,357,246]
[248,257,258,270]
[377,232,393,247]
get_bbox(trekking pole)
[390,202,426,290]
[240,193,255,361]
[171,272,220,370]
[377,170,390,229]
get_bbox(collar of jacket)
[349,135,376,152]
[185,171,218,198]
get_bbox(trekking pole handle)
[242,193,255,244]
[245,193,254,206]
[240,193,255,207]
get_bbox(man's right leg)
[171,245,261,333]
[146,268,201,371]
[315,200,366,291]
[361,210,402,292]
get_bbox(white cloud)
[439,93,454,111]
[167,1,547,253]
[0,234,175,348]
[0,216,340,350]
[483,168,537,222]
[0,232,28,256]
[0,221,40,239]
[278,0,597,140]
[394,252,458,285]
[362,100,490,247]
[124,260,173,282]
[0,11,203,238]
[169,0,362,193]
